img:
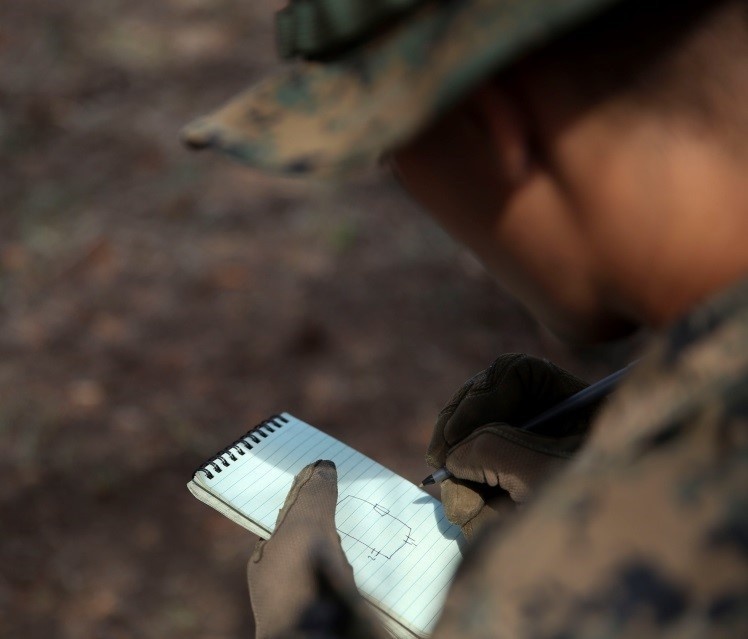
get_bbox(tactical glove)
[427,354,600,539]
[247,460,384,639]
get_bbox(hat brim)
[182,0,620,178]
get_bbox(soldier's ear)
[466,80,532,187]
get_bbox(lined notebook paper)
[187,413,464,639]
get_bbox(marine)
[183,0,748,636]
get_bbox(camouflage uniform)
[184,0,748,636]
[435,278,748,638]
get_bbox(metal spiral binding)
[195,414,289,480]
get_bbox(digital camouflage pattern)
[433,277,748,638]
[182,0,623,177]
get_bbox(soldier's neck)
[598,140,748,330]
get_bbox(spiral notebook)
[187,413,464,639]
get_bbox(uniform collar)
[581,276,748,461]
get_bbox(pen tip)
[417,482,424,488]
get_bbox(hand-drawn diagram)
[336,496,417,561]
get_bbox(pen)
[418,361,636,487]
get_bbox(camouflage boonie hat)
[183,0,623,177]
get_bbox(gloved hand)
[427,354,600,539]
[247,460,384,639]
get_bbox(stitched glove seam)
[250,463,324,563]
[442,357,528,453]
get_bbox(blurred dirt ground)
[0,1,637,638]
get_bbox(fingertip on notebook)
[314,459,337,471]
[191,413,463,637]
